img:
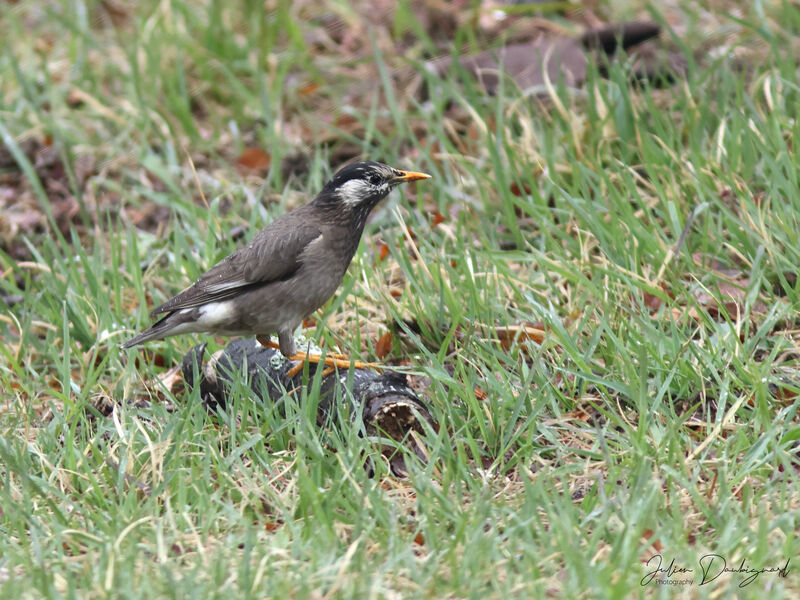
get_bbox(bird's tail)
[120,314,176,349]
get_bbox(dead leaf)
[495,323,546,352]
[236,147,271,170]
[641,282,672,313]
[264,520,282,532]
[693,280,768,321]
[376,242,390,262]
[157,365,184,397]
[332,113,360,131]
[772,384,799,404]
[509,182,532,197]
[375,331,393,360]
[298,82,320,96]
[642,290,663,312]
[431,211,446,226]
[641,528,663,556]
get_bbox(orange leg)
[256,335,280,350]
[256,335,379,377]
[285,350,380,378]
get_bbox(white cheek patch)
[337,179,388,206]
[337,179,371,206]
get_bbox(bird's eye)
[369,174,382,186]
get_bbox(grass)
[1,0,800,598]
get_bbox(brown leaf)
[376,242,390,262]
[298,82,320,96]
[495,323,546,353]
[236,147,271,170]
[149,350,167,368]
[641,529,663,554]
[333,113,360,131]
[264,520,282,532]
[773,385,798,404]
[133,350,168,371]
[375,332,393,360]
[509,182,531,197]
[641,282,672,312]
[642,290,663,311]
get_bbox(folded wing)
[151,223,322,315]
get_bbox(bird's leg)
[315,351,353,361]
[256,335,281,350]
[264,331,379,378]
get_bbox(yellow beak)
[393,169,432,183]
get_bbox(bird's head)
[317,161,431,215]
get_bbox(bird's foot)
[256,336,378,377]
[285,351,380,378]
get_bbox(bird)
[121,160,431,374]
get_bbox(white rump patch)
[194,301,235,327]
